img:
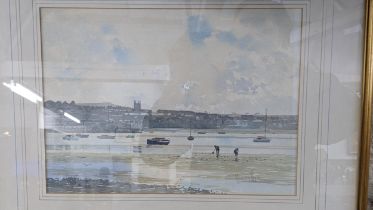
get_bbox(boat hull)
[147,139,170,145]
[62,135,79,141]
[97,135,115,139]
[253,137,271,143]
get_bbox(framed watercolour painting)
[0,0,371,210]
[41,6,302,196]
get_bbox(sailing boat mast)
[264,108,268,138]
[189,119,192,136]
[253,108,271,143]
[187,118,194,141]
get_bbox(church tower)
[134,100,141,112]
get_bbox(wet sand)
[47,152,296,194]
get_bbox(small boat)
[76,134,89,138]
[62,135,79,141]
[197,131,207,134]
[126,135,135,138]
[253,136,271,143]
[147,137,170,145]
[187,119,194,141]
[253,109,271,143]
[97,134,116,139]
[187,135,194,140]
[218,131,226,134]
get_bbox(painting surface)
[41,7,302,195]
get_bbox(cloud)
[112,38,131,64]
[215,24,280,52]
[41,8,302,115]
[216,31,237,44]
[112,46,130,64]
[187,16,212,45]
[101,23,113,34]
[216,31,257,50]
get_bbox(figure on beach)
[213,145,220,158]
[234,148,239,161]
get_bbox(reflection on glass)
[3,80,42,103]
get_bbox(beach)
[46,130,297,195]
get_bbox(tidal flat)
[47,152,296,195]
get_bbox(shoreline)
[46,128,298,135]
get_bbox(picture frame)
[360,1,373,210]
[0,0,372,210]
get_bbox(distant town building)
[43,100,298,133]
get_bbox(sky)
[41,7,302,115]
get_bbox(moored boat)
[62,134,79,141]
[187,135,194,140]
[187,119,194,141]
[97,134,116,139]
[147,137,170,145]
[253,136,271,143]
[253,109,271,143]
[76,134,89,138]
